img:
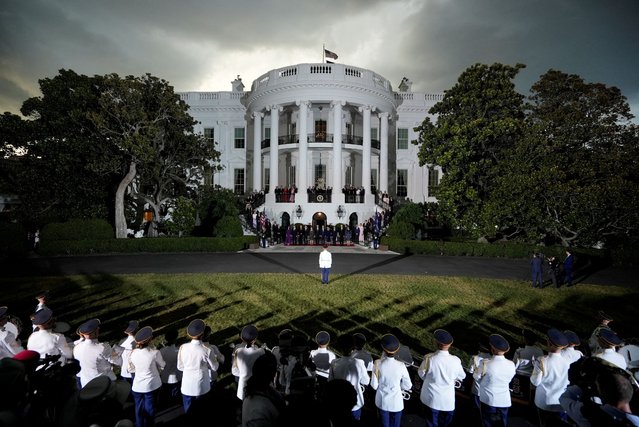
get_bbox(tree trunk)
[115,161,137,238]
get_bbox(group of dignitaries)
[1,295,638,427]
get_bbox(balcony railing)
[261,133,380,149]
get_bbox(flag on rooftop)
[324,48,338,60]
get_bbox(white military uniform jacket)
[594,348,627,369]
[117,335,136,379]
[473,355,516,408]
[178,339,219,397]
[468,351,491,397]
[27,328,73,363]
[561,346,583,365]
[513,345,544,376]
[130,347,166,393]
[159,344,181,385]
[370,354,413,412]
[530,352,570,411]
[310,347,336,379]
[232,344,265,400]
[319,250,332,268]
[73,338,119,387]
[0,326,23,358]
[329,355,370,411]
[418,350,466,411]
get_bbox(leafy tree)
[89,73,219,238]
[414,63,526,235]
[165,196,196,237]
[196,186,241,236]
[213,215,243,237]
[487,70,639,246]
[387,202,423,239]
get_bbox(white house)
[179,62,442,227]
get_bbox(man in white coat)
[232,324,265,400]
[27,308,73,364]
[370,333,413,427]
[73,318,120,387]
[328,334,370,421]
[177,319,219,413]
[319,244,332,284]
[418,329,466,427]
[0,307,24,358]
[129,326,165,427]
[473,334,516,427]
[530,328,570,427]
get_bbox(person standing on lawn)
[319,244,332,284]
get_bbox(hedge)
[38,236,258,256]
[41,218,114,242]
[0,222,30,257]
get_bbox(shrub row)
[38,236,258,256]
[41,219,114,241]
[384,238,611,263]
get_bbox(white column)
[360,106,373,204]
[252,111,263,191]
[332,101,344,200]
[296,100,309,193]
[268,105,281,196]
[380,112,389,193]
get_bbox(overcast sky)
[2,0,638,120]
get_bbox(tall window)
[345,166,353,186]
[264,168,270,192]
[287,166,296,187]
[264,128,271,140]
[371,127,378,140]
[371,168,378,191]
[428,168,440,197]
[397,169,408,197]
[204,128,214,146]
[234,168,245,194]
[315,120,327,141]
[234,127,245,149]
[397,128,408,150]
[315,164,326,187]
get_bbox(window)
[345,166,353,186]
[370,168,378,191]
[264,128,271,139]
[428,168,440,197]
[315,120,327,141]
[234,169,245,194]
[264,168,270,192]
[397,128,408,150]
[371,127,378,140]
[315,164,326,187]
[204,128,214,145]
[397,169,408,197]
[287,166,296,187]
[234,127,245,149]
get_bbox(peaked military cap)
[315,331,330,346]
[597,310,614,322]
[187,319,206,338]
[598,328,623,346]
[124,320,139,334]
[434,329,454,345]
[32,308,54,326]
[241,325,258,342]
[381,334,400,354]
[489,334,510,352]
[78,319,101,335]
[563,330,581,346]
[547,328,569,348]
[353,332,367,349]
[134,326,153,344]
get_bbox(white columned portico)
[296,100,309,192]
[380,112,389,193]
[252,111,263,191]
[268,105,281,200]
[332,101,344,201]
[360,106,373,204]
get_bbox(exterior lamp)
[337,205,345,219]
[295,205,303,219]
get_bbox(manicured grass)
[3,273,636,365]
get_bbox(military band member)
[468,337,491,409]
[561,330,584,365]
[351,332,374,373]
[27,308,73,363]
[588,310,614,355]
[73,318,120,387]
[177,319,219,413]
[370,333,413,427]
[232,324,265,400]
[418,329,466,427]
[474,334,516,427]
[130,326,165,427]
[328,334,370,421]
[512,329,544,377]
[0,306,24,358]
[117,320,139,385]
[594,328,627,369]
[530,329,570,427]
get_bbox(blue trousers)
[321,267,330,284]
[424,405,454,427]
[132,388,159,427]
[182,393,206,414]
[378,409,402,427]
[481,403,509,427]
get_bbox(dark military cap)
[135,326,153,344]
[79,376,130,406]
[187,319,206,338]
[35,291,49,299]
[434,329,454,346]
[0,306,7,318]
[563,330,581,346]
[124,320,139,334]
[241,325,258,342]
[78,319,100,335]
[489,334,510,352]
[353,333,367,349]
[381,334,400,354]
[315,331,330,346]
[32,308,54,326]
[598,328,623,347]
[547,328,569,348]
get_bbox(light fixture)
[337,205,345,219]
[295,205,303,219]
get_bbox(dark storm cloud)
[1,0,638,119]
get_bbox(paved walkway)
[2,244,636,287]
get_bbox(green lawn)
[3,273,636,365]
